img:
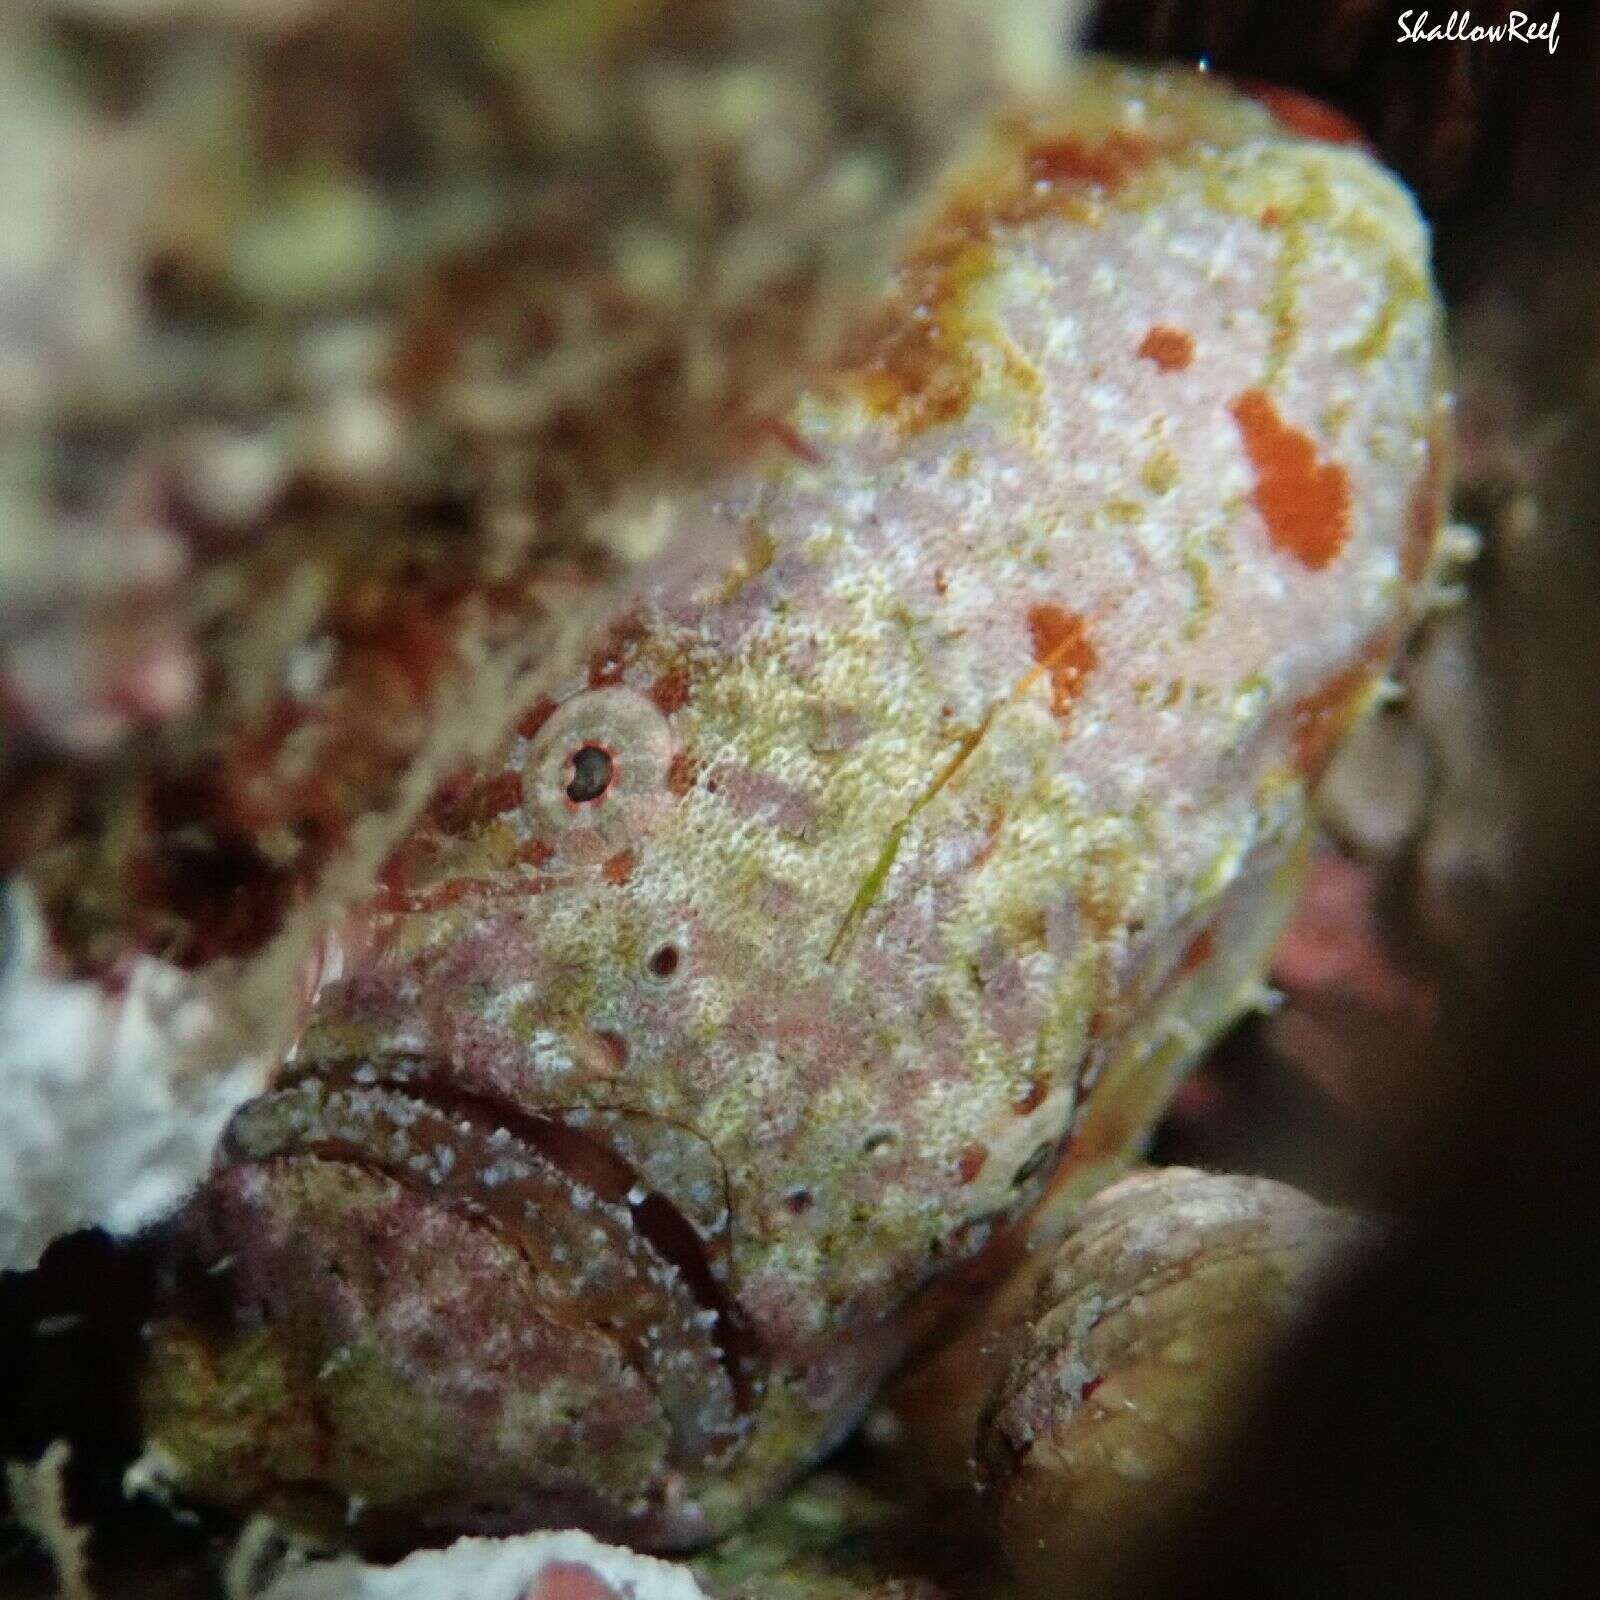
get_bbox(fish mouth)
[216,1055,763,1465]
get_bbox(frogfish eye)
[566,744,614,803]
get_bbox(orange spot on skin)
[649,669,690,716]
[847,127,1168,434]
[517,696,559,740]
[1229,389,1353,570]
[851,233,991,434]
[1026,132,1156,191]
[957,1144,989,1183]
[594,1029,628,1071]
[601,848,635,885]
[1259,205,1285,228]
[518,838,555,868]
[1180,926,1217,977]
[1138,325,1195,372]
[1027,604,1098,720]
[1243,83,1370,150]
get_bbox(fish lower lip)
[220,1056,762,1455]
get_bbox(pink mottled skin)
[139,64,1445,1553]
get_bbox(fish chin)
[139,1056,760,1548]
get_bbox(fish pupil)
[567,744,614,803]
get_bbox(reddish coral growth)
[957,1144,989,1183]
[1243,83,1370,149]
[1138,324,1195,372]
[1402,435,1445,584]
[601,848,635,885]
[517,696,560,739]
[1180,925,1217,976]
[1272,850,1436,1026]
[1027,604,1098,720]
[1026,131,1156,190]
[1229,389,1352,570]
[649,669,690,716]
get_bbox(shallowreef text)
[1398,9,1560,52]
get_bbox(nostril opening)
[648,945,680,979]
[1013,1141,1054,1187]
[566,744,614,803]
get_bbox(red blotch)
[429,768,522,831]
[957,1144,989,1183]
[1079,1375,1105,1404]
[748,414,821,465]
[517,838,555,868]
[971,807,1007,870]
[517,696,559,740]
[594,1029,628,1071]
[1180,926,1217,977]
[1402,436,1445,585]
[1138,325,1195,372]
[1027,132,1156,192]
[601,848,635,885]
[649,669,690,716]
[1229,389,1352,570]
[587,615,644,689]
[1291,663,1369,781]
[1013,1076,1049,1115]
[1244,83,1370,150]
[526,1562,621,1600]
[1027,604,1098,720]
[667,748,698,797]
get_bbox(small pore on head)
[648,944,680,979]
[1013,1141,1055,1188]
